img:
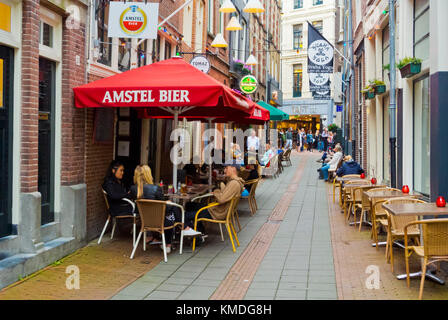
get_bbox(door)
[38,57,55,225]
[0,45,13,237]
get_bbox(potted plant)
[397,57,422,78]
[370,79,386,95]
[233,59,244,72]
[383,64,391,80]
[241,65,252,75]
[361,85,375,100]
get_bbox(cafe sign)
[239,75,257,94]
[108,2,159,39]
[190,56,210,74]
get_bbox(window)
[240,20,246,61]
[118,38,131,71]
[39,22,53,47]
[293,64,302,98]
[383,96,390,184]
[313,0,323,5]
[183,0,193,47]
[95,0,111,66]
[294,0,303,9]
[231,12,240,60]
[208,0,214,34]
[165,41,172,59]
[138,40,147,67]
[413,75,430,195]
[293,24,303,50]
[313,21,323,35]
[195,1,204,52]
[382,25,390,80]
[414,0,429,61]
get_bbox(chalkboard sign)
[93,108,114,144]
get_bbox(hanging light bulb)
[243,0,265,13]
[226,16,242,31]
[211,33,228,48]
[219,0,236,13]
[245,54,258,65]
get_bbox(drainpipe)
[389,0,397,188]
[348,0,356,159]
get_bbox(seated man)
[241,164,259,197]
[337,155,364,177]
[317,145,343,182]
[184,163,245,236]
[259,144,275,166]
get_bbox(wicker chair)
[130,200,185,262]
[278,151,284,174]
[281,148,292,167]
[261,155,279,178]
[345,180,371,224]
[241,178,259,216]
[404,219,448,300]
[334,174,361,205]
[355,185,384,231]
[99,189,138,246]
[383,197,426,273]
[192,196,241,253]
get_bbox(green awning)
[257,101,289,121]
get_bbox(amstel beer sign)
[109,2,159,39]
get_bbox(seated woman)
[231,143,244,164]
[318,145,343,182]
[131,165,188,254]
[337,155,364,177]
[259,144,275,166]
[102,160,134,217]
[241,164,259,197]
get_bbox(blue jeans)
[285,139,292,149]
[321,164,330,180]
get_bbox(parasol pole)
[208,118,213,188]
[173,109,179,192]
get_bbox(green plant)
[328,123,338,133]
[397,57,422,69]
[360,84,375,93]
[383,64,390,71]
[368,79,385,87]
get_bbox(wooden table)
[335,177,367,206]
[382,202,448,285]
[165,184,212,206]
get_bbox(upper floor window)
[293,64,302,98]
[313,0,323,5]
[294,0,303,9]
[313,20,323,35]
[39,22,53,48]
[414,0,429,61]
[95,0,112,66]
[208,0,214,34]
[293,24,303,50]
[118,38,131,72]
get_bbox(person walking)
[285,127,293,150]
[246,129,259,164]
[321,128,329,151]
[314,129,321,151]
[306,130,314,152]
[327,131,334,151]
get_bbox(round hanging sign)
[239,75,258,94]
[120,5,148,35]
[190,56,211,74]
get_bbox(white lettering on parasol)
[102,90,187,103]
[159,90,190,103]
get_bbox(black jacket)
[102,177,134,216]
[245,169,259,192]
[337,161,365,177]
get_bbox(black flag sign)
[307,22,334,74]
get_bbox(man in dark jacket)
[337,155,364,177]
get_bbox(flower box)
[233,62,244,72]
[374,85,386,95]
[399,62,422,79]
[364,91,375,100]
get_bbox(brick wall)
[21,0,40,193]
[61,20,86,186]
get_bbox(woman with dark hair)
[102,160,134,216]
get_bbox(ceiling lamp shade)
[245,54,258,65]
[219,0,237,13]
[243,0,265,13]
[226,16,242,31]
[211,33,228,48]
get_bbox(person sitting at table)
[230,143,244,164]
[184,163,244,238]
[102,160,134,217]
[318,145,343,182]
[259,143,275,166]
[241,163,259,197]
[337,155,364,177]
[130,165,185,253]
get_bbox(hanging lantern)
[243,0,265,13]
[245,54,258,65]
[211,33,228,48]
[219,0,237,13]
[226,16,242,31]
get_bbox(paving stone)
[157,283,189,292]
[177,285,217,300]
[145,290,181,300]
[275,289,307,299]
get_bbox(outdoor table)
[165,184,211,207]
[365,190,421,248]
[336,177,366,206]
[382,202,448,285]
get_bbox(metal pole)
[342,0,347,151]
[173,110,178,192]
[389,0,397,188]
[348,0,356,159]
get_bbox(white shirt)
[329,152,343,170]
[247,136,259,151]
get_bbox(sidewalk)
[1,151,447,300]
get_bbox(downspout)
[389,0,397,188]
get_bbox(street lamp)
[226,16,242,31]
[243,0,265,13]
[211,33,228,48]
[219,0,237,13]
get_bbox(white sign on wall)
[108,2,159,39]
[190,56,211,74]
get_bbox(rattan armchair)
[383,197,426,273]
[241,178,259,216]
[99,189,138,246]
[192,196,241,253]
[261,155,279,178]
[130,200,185,262]
[404,218,448,299]
[345,180,371,224]
[281,148,292,167]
